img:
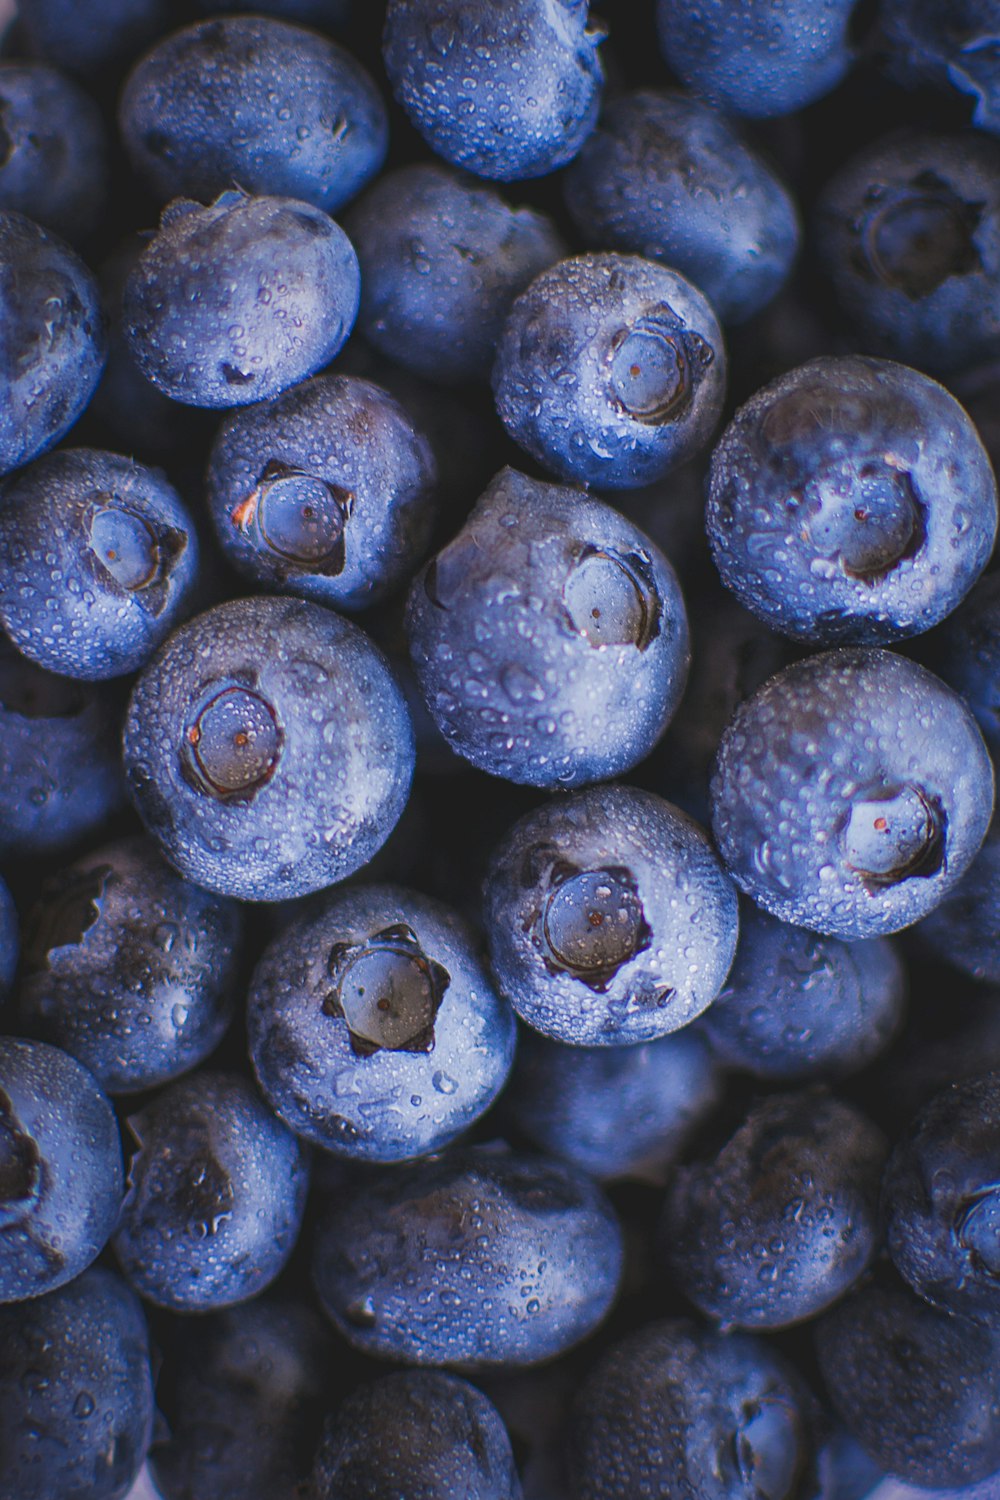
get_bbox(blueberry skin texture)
[663,1089,886,1330]
[656,0,857,118]
[344,164,565,386]
[382,0,604,183]
[816,132,1000,375]
[309,1371,523,1500]
[569,1317,822,1500]
[506,1026,722,1184]
[883,1072,1000,1327]
[816,1275,1000,1488]
[19,0,171,79]
[123,595,414,902]
[702,904,905,1081]
[0,1268,154,1500]
[312,1145,623,1367]
[0,1037,123,1303]
[17,836,242,1095]
[931,569,1000,760]
[0,210,106,477]
[406,468,690,789]
[114,1070,309,1312]
[878,0,1000,135]
[123,193,360,409]
[206,374,438,611]
[248,883,516,1162]
[707,356,998,645]
[0,448,201,682]
[563,89,800,326]
[120,17,387,217]
[0,64,108,243]
[711,649,995,939]
[484,785,738,1046]
[494,253,726,490]
[0,879,17,1005]
[917,819,1000,982]
[149,1298,333,1500]
[0,641,126,860]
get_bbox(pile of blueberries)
[6,0,1000,1496]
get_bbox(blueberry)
[382,0,604,182]
[706,356,998,644]
[883,1071,1000,1326]
[662,1088,886,1329]
[406,468,690,788]
[0,209,106,477]
[0,878,17,1006]
[0,448,201,681]
[0,1036,123,1302]
[18,0,171,78]
[563,88,800,326]
[206,373,438,611]
[120,17,387,216]
[312,1144,623,1366]
[505,1025,722,1184]
[493,253,726,489]
[702,903,905,1080]
[343,162,566,385]
[149,1297,334,1500]
[0,64,108,243]
[0,1267,154,1500]
[17,835,242,1094]
[123,595,414,902]
[816,1272,1000,1488]
[248,882,516,1162]
[0,639,125,860]
[928,568,1000,761]
[308,1370,522,1499]
[483,784,738,1045]
[114,1070,310,1312]
[916,817,1000,982]
[711,648,995,938]
[569,1316,822,1500]
[816,131,1000,374]
[877,0,1000,135]
[123,192,360,409]
[656,0,859,117]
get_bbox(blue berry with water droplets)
[0,63,108,243]
[883,1071,1000,1327]
[312,1143,623,1367]
[494,252,726,490]
[662,1088,887,1329]
[711,648,994,938]
[0,209,105,478]
[563,88,800,326]
[114,1070,309,1312]
[344,162,566,385]
[248,883,516,1162]
[382,0,604,183]
[17,836,242,1095]
[484,784,738,1046]
[0,1267,154,1500]
[119,16,387,216]
[0,448,201,682]
[706,356,997,645]
[123,595,414,902]
[206,373,438,611]
[0,1036,123,1303]
[406,467,689,789]
[656,0,860,117]
[124,192,360,409]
